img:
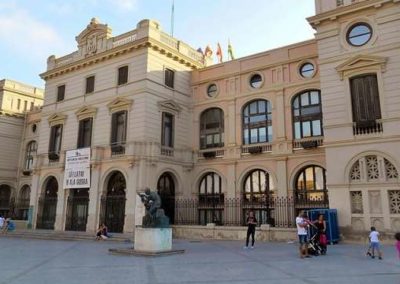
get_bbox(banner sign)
[63,147,91,189]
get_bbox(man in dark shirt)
[244,210,257,249]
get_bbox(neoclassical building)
[1,0,399,238]
[0,79,43,219]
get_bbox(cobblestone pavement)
[0,237,399,284]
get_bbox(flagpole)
[171,0,175,37]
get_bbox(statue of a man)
[144,187,161,217]
[139,188,168,228]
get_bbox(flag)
[228,40,235,60]
[204,45,213,58]
[216,42,223,63]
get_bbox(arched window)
[243,169,272,202]
[242,100,272,145]
[200,108,224,149]
[25,141,37,170]
[37,177,58,230]
[294,165,328,206]
[198,172,224,225]
[243,169,273,225]
[292,90,323,139]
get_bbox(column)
[276,159,288,197]
[86,166,101,233]
[29,173,41,229]
[54,178,66,231]
[124,164,139,234]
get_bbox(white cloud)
[0,4,72,61]
[109,0,138,11]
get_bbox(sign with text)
[63,148,91,189]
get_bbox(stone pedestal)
[134,227,172,252]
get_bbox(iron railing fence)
[174,196,328,228]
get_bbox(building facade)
[0,79,43,219]
[0,0,399,238]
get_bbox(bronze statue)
[138,188,169,228]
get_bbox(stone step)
[0,229,133,243]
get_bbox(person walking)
[244,210,257,249]
[369,226,382,259]
[314,214,327,254]
[395,232,400,259]
[296,210,310,258]
[0,215,4,230]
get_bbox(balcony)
[110,143,125,156]
[293,136,323,150]
[353,120,383,136]
[160,146,174,157]
[241,142,272,154]
[198,148,225,159]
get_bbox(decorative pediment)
[336,55,387,80]
[76,18,112,56]
[75,106,97,120]
[107,97,133,113]
[48,113,67,126]
[157,99,182,114]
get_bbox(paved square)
[0,237,399,284]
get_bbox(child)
[395,232,400,259]
[369,226,382,260]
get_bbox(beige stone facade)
[309,0,400,236]
[0,0,399,239]
[0,79,43,218]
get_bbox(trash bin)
[308,209,340,244]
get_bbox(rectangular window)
[30,102,34,111]
[111,111,127,145]
[117,66,128,85]
[161,112,174,147]
[49,124,63,154]
[350,74,381,124]
[85,76,95,94]
[24,101,27,111]
[17,99,21,110]
[77,118,93,148]
[164,68,175,88]
[57,85,65,102]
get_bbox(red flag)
[204,45,213,58]
[216,43,223,63]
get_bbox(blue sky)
[0,0,315,87]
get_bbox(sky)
[0,0,316,88]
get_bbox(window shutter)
[111,113,117,144]
[121,111,127,143]
[351,74,381,123]
[49,126,55,153]
[87,118,93,147]
[77,120,84,148]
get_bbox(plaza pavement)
[0,237,399,284]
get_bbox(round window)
[32,124,37,133]
[249,74,263,88]
[299,63,315,78]
[207,84,218,97]
[347,23,372,46]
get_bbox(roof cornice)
[307,0,396,28]
[40,37,203,81]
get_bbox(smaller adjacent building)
[0,79,43,219]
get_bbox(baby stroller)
[307,227,324,256]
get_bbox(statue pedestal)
[134,227,172,252]
[109,227,184,256]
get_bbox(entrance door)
[65,189,89,231]
[0,185,11,217]
[37,177,58,230]
[101,172,126,233]
[157,172,175,224]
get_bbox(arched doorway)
[100,171,126,233]
[0,185,11,217]
[37,177,58,229]
[16,185,30,220]
[65,188,89,231]
[157,172,175,224]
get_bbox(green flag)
[228,40,235,60]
